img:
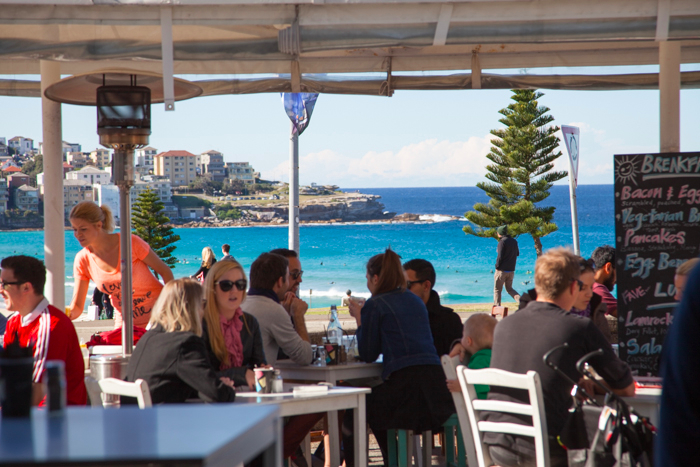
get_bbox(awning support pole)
[289,121,300,254]
[659,41,680,153]
[40,60,65,309]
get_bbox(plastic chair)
[457,367,549,467]
[441,355,478,467]
[84,376,152,408]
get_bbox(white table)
[236,387,370,467]
[0,404,281,466]
[273,360,383,385]
[273,361,382,467]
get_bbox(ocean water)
[0,185,615,310]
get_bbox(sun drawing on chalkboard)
[615,156,639,186]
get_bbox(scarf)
[219,308,244,369]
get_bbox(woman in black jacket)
[126,278,236,404]
[202,260,266,390]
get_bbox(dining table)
[236,386,371,467]
[0,404,281,467]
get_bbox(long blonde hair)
[201,247,216,268]
[148,278,203,336]
[203,260,249,366]
[69,201,115,233]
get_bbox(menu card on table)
[614,152,700,376]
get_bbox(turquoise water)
[0,185,615,310]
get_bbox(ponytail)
[366,249,406,295]
[69,201,114,233]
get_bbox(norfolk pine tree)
[463,90,567,256]
[132,188,180,275]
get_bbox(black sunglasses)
[290,270,304,280]
[571,278,584,291]
[0,280,24,289]
[406,279,429,289]
[216,279,247,292]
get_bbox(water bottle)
[327,305,343,345]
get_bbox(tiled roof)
[155,150,196,158]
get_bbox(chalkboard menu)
[615,152,700,376]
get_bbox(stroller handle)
[543,343,569,369]
[576,349,604,375]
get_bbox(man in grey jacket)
[242,252,312,366]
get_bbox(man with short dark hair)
[220,243,234,262]
[494,225,520,306]
[243,252,312,366]
[269,248,304,307]
[403,258,462,356]
[1,255,87,406]
[591,245,617,316]
[484,248,634,467]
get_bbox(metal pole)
[659,41,681,153]
[567,160,580,256]
[40,60,65,309]
[289,121,300,253]
[113,148,135,356]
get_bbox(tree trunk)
[533,236,543,257]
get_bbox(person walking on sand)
[493,225,520,306]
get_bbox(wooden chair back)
[490,306,508,319]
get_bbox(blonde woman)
[125,278,236,404]
[68,201,174,328]
[202,260,266,390]
[192,246,216,281]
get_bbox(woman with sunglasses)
[125,278,236,404]
[202,260,266,390]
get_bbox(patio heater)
[97,82,151,355]
[45,70,202,356]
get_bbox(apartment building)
[14,185,39,213]
[154,150,197,187]
[94,178,177,221]
[200,150,226,182]
[136,146,157,175]
[0,178,8,213]
[88,148,111,169]
[63,180,94,217]
[6,172,31,189]
[66,152,88,170]
[66,166,111,185]
[226,162,255,185]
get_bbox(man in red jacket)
[1,255,86,406]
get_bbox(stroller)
[543,344,656,467]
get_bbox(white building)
[226,162,255,185]
[136,146,157,175]
[8,136,34,155]
[94,178,177,221]
[200,150,226,182]
[66,166,111,185]
[14,185,39,212]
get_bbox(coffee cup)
[254,368,275,393]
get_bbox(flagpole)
[567,158,580,256]
[289,120,300,253]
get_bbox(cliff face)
[239,194,394,222]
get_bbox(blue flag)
[282,93,318,136]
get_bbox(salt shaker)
[272,370,284,393]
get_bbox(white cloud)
[266,136,493,187]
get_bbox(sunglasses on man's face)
[290,270,304,280]
[216,279,247,292]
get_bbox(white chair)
[89,345,123,355]
[441,355,478,466]
[457,367,549,467]
[84,376,153,408]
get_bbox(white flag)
[561,125,580,187]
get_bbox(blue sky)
[1,65,699,188]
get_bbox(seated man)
[484,248,634,467]
[1,255,87,406]
[243,252,312,366]
[447,313,497,399]
[403,258,463,356]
